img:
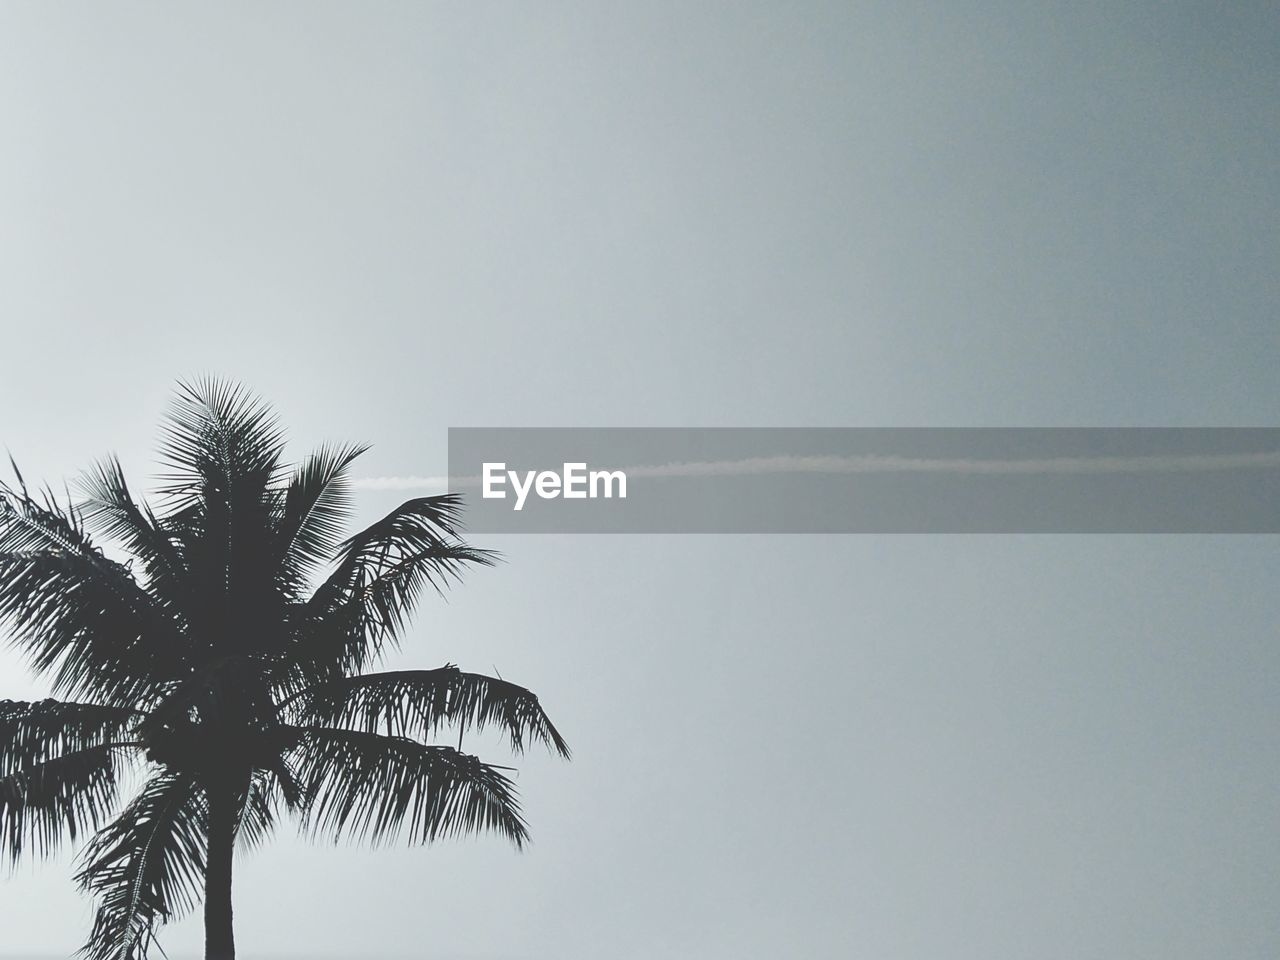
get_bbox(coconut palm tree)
[0,380,568,960]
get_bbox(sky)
[0,2,1278,957]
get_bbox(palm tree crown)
[0,380,568,960]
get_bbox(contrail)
[352,449,1280,491]
[352,475,453,490]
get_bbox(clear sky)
[0,2,1277,958]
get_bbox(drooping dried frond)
[76,771,206,960]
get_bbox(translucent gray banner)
[446,429,1280,533]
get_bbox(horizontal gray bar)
[447,429,1280,533]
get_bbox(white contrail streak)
[352,449,1280,491]
[352,475,453,490]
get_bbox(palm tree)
[0,380,569,960]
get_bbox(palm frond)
[155,378,286,508]
[275,442,369,587]
[297,496,497,677]
[0,743,134,863]
[286,666,569,759]
[0,699,140,773]
[0,549,182,706]
[237,756,302,850]
[0,477,185,703]
[151,380,294,662]
[76,771,206,960]
[76,457,188,611]
[0,470,89,556]
[288,726,528,848]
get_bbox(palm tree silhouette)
[0,380,568,960]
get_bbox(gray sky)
[0,2,1278,957]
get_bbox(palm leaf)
[0,743,134,862]
[288,726,528,848]
[285,666,569,758]
[296,496,496,678]
[0,483,184,704]
[76,771,206,960]
[274,442,370,588]
[0,549,182,706]
[0,699,140,773]
[155,377,286,508]
[236,757,303,850]
[76,457,189,617]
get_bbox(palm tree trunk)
[204,780,238,960]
